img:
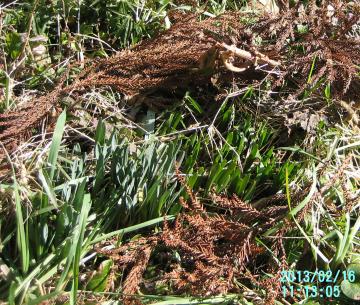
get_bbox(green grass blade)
[70,194,91,305]
[47,110,66,180]
[289,164,317,217]
[38,168,58,208]
[91,215,174,244]
[14,182,29,274]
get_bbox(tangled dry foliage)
[0,0,359,162]
[95,193,290,304]
[92,156,359,305]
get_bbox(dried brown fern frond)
[97,188,294,298]
[93,155,358,300]
[122,242,156,305]
[253,0,360,97]
[212,193,263,221]
[1,1,359,165]
[0,9,279,155]
[96,167,359,302]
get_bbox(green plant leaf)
[95,118,106,145]
[38,168,58,208]
[185,93,203,114]
[341,281,360,300]
[5,32,22,59]
[48,110,66,180]
[14,182,29,274]
[86,259,113,292]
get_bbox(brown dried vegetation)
[91,154,359,304]
[93,179,303,303]
[0,1,359,163]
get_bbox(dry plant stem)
[17,0,40,62]
[335,99,360,126]
[220,51,251,72]
[220,43,281,67]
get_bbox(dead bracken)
[0,0,359,166]
[93,153,358,305]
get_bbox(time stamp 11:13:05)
[280,269,357,298]
[282,285,341,298]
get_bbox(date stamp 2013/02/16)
[280,269,356,298]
